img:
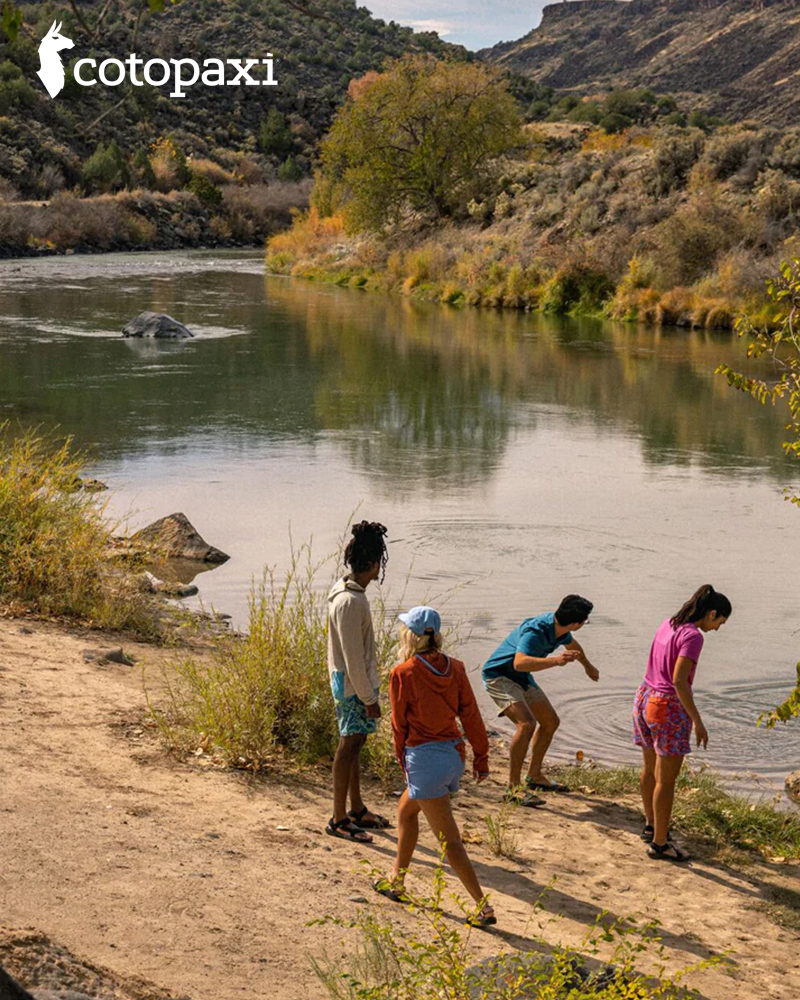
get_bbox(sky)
[364,0,554,51]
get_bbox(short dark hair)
[555,594,593,626]
[344,520,389,582]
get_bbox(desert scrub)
[151,540,400,778]
[549,762,800,861]
[311,860,724,999]
[0,425,158,635]
[483,799,520,859]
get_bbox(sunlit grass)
[0,423,158,635]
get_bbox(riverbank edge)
[264,222,771,331]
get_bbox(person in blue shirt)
[482,595,599,805]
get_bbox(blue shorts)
[404,739,465,800]
[334,690,379,737]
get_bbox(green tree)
[277,155,303,181]
[717,258,800,725]
[259,107,295,158]
[320,55,524,231]
[82,139,129,193]
[132,146,156,189]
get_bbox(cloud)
[364,1,552,50]
[400,18,458,36]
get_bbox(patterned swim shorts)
[632,683,692,757]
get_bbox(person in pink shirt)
[632,584,731,862]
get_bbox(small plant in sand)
[0,423,157,635]
[483,799,520,860]
[310,855,726,999]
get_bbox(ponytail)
[670,584,732,627]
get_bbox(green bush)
[82,140,129,194]
[277,155,304,182]
[541,262,613,314]
[188,172,223,208]
[600,112,633,134]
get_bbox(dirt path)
[0,619,798,1000]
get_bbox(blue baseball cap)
[398,606,441,636]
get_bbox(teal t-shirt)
[481,612,574,689]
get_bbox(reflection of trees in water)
[0,263,793,484]
[269,279,794,480]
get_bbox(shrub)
[188,173,223,209]
[82,140,129,194]
[277,155,304,182]
[150,539,398,775]
[151,136,192,192]
[541,261,613,314]
[189,158,236,186]
[312,860,725,999]
[649,127,704,195]
[259,107,295,158]
[600,113,633,134]
[0,425,157,634]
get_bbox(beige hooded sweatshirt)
[327,576,379,706]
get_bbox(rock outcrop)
[481,0,800,126]
[786,769,800,806]
[122,312,194,340]
[129,513,229,564]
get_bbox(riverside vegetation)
[0,0,455,255]
[267,56,800,330]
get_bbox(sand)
[0,618,798,1000]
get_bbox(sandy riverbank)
[0,617,798,1000]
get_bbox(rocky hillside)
[482,0,800,126]
[0,0,458,197]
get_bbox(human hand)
[365,702,382,719]
[695,721,708,749]
[554,650,580,666]
[584,664,600,682]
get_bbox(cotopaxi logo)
[35,18,277,100]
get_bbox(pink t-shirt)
[643,619,704,693]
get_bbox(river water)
[1,250,798,793]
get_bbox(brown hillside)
[482,0,800,125]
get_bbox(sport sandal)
[466,904,497,929]
[325,816,373,843]
[647,841,690,863]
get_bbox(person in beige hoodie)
[326,521,390,843]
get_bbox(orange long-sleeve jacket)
[389,650,490,775]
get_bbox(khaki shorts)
[485,676,548,716]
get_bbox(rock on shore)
[786,770,800,805]
[122,312,194,339]
[129,513,229,564]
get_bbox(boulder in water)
[122,312,194,339]
[130,513,229,564]
[786,769,800,805]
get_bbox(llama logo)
[37,21,74,99]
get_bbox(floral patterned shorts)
[632,683,692,757]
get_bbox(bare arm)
[673,656,708,748]
[565,639,599,682]
[513,649,581,673]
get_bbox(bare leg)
[640,748,656,827]
[332,734,366,823]
[525,693,560,783]
[348,734,367,815]
[503,701,536,788]
[392,790,421,884]
[653,754,684,846]
[418,794,487,907]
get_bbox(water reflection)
[0,253,793,487]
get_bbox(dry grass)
[0,425,158,635]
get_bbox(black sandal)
[373,878,410,904]
[503,789,544,808]
[525,777,570,793]
[325,816,373,843]
[348,805,391,830]
[647,841,690,863]
[466,904,497,928]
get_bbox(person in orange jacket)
[373,606,496,928]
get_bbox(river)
[1,249,798,793]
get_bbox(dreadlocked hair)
[344,520,389,582]
[670,584,732,627]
